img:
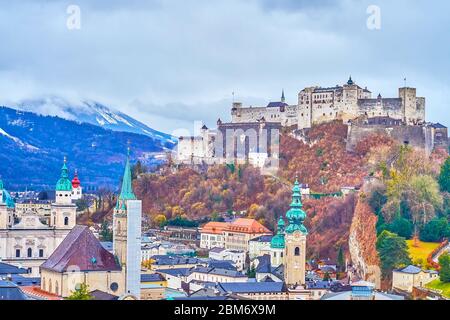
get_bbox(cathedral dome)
[56,159,73,192]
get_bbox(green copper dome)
[285,179,308,235]
[270,217,286,249]
[56,159,73,192]
[116,149,136,210]
[1,184,15,209]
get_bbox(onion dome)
[270,217,286,249]
[347,76,354,85]
[72,169,81,188]
[285,178,308,235]
[56,157,73,192]
[0,180,15,209]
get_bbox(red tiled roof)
[40,225,121,273]
[200,222,229,235]
[201,219,272,235]
[21,286,62,300]
[228,218,272,234]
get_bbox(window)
[16,249,21,257]
[64,217,69,226]
[39,249,44,258]
[295,247,300,256]
[27,248,32,258]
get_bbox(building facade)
[176,120,281,171]
[392,265,439,293]
[209,248,246,271]
[0,159,77,276]
[200,218,272,251]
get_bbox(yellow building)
[140,273,167,300]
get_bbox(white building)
[187,267,248,284]
[199,222,228,249]
[392,265,439,293]
[209,248,246,271]
[0,159,77,276]
[248,235,272,259]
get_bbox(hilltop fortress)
[177,77,447,169]
[231,77,425,129]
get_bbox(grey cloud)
[0,0,448,133]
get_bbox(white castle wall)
[231,80,426,130]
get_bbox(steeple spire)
[117,148,136,210]
[281,89,286,103]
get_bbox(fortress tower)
[399,87,425,125]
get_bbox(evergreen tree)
[376,230,412,279]
[388,217,414,239]
[439,157,450,193]
[420,218,450,242]
[100,221,113,242]
[337,246,345,272]
[246,266,256,278]
[132,160,148,180]
[438,253,450,283]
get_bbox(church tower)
[270,217,285,267]
[0,179,15,229]
[113,149,142,298]
[283,178,308,287]
[113,149,137,267]
[71,169,83,200]
[50,158,76,230]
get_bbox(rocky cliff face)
[349,192,381,288]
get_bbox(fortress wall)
[346,124,432,153]
[232,105,299,127]
[231,107,267,123]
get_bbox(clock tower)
[283,178,308,287]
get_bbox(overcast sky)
[0,0,449,135]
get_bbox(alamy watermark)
[367,5,381,30]
[66,4,81,30]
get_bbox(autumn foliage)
[132,121,393,259]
